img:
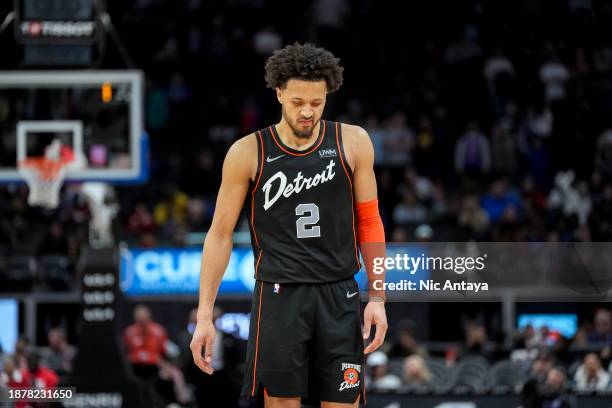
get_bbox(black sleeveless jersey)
[246,120,361,283]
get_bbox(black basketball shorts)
[240,276,366,405]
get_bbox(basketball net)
[18,139,83,209]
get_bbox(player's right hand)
[190,319,216,375]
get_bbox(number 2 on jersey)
[295,203,321,238]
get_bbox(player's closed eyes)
[292,102,320,107]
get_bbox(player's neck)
[275,119,321,151]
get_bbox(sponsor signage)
[120,247,257,296]
[14,0,99,45]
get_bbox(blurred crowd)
[109,0,612,248]
[0,328,72,408]
[366,307,612,404]
[4,304,610,407]
[0,0,610,254]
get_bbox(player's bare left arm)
[346,125,388,354]
[190,135,256,374]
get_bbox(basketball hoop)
[18,157,72,209]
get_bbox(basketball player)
[191,43,387,407]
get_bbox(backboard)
[0,70,148,184]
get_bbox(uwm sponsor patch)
[339,363,361,391]
[318,148,337,158]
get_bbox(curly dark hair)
[264,43,344,93]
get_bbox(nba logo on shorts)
[274,283,280,294]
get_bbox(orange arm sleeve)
[356,199,385,243]
[356,199,386,301]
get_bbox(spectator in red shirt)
[27,352,58,390]
[123,304,168,380]
[1,355,31,408]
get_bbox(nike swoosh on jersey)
[346,290,358,298]
[266,154,285,163]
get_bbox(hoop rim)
[18,156,73,181]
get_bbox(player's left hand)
[362,300,387,354]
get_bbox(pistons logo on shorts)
[339,363,361,391]
[344,368,359,384]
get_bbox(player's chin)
[294,126,314,138]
